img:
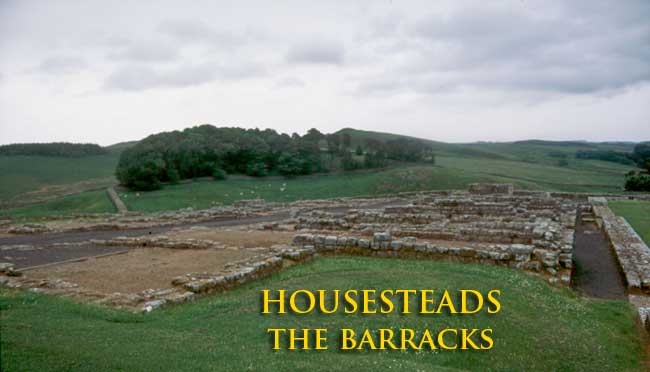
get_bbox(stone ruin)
[2,183,649,331]
[590,198,650,332]
[290,185,577,285]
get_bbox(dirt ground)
[166,228,295,247]
[572,212,626,300]
[28,247,269,293]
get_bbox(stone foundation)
[292,232,571,285]
[592,201,650,333]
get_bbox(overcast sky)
[1,0,649,145]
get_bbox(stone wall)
[593,206,650,294]
[592,203,650,333]
[468,183,513,195]
[292,232,572,285]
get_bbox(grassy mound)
[1,257,645,371]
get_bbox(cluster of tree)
[624,143,650,192]
[629,143,650,170]
[575,150,635,165]
[116,125,436,190]
[624,173,650,192]
[0,142,107,157]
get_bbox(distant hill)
[335,128,639,165]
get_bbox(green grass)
[0,257,645,371]
[0,131,638,217]
[0,190,115,220]
[609,200,650,245]
[0,153,120,204]
[119,155,634,213]
[120,166,494,212]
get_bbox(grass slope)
[118,156,633,213]
[0,141,137,208]
[0,130,639,217]
[609,200,650,244]
[0,257,645,371]
[0,153,120,204]
[0,190,115,220]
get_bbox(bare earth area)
[29,247,268,293]
[572,211,627,300]
[167,228,295,247]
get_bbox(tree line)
[0,143,108,157]
[575,149,636,165]
[624,143,650,191]
[116,125,436,190]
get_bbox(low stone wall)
[292,232,572,285]
[106,187,128,214]
[593,206,650,294]
[592,203,650,334]
[0,243,317,313]
[468,183,513,195]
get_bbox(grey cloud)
[35,56,86,74]
[108,41,178,62]
[360,1,650,95]
[157,19,247,46]
[105,64,215,91]
[287,39,344,64]
[105,60,265,91]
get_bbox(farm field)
[0,257,645,372]
[610,200,650,244]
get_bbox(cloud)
[286,39,344,64]
[275,76,305,88]
[35,56,86,74]
[108,41,179,62]
[358,1,650,95]
[157,19,248,47]
[105,60,265,91]
[105,63,215,91]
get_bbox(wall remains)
[592,203,650,332]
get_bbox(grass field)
[0,257,645,371]
[609,200,650,244]
[116,155,633,213]
[0,130,639,218]
[0,190,115,219]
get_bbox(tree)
[355,145,363,156]
[0,142,108,157]
[167,167,180,184]
[326,134,340,154]
[342,133,351,148]
[625,173,650,191]
[277,152,305,177]
[246,162,268,177]
[341,151,358,170]
[631,143,650,171]
[212,166,227,180]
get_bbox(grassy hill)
[1,257,645,371]
[0,129,642,219]
[0,142,136,211]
